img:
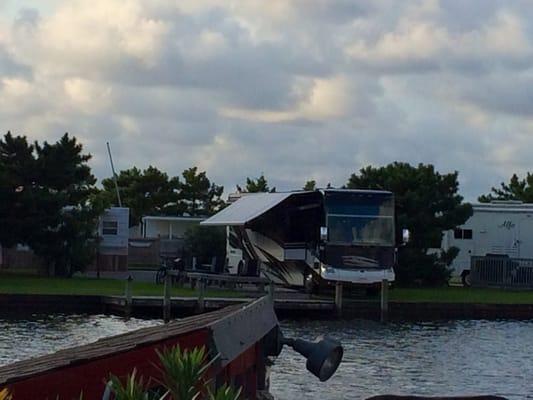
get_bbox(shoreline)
[3,293,533,321]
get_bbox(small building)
[126,216,206,268]
[442,201,533,276]
[141,215,206,239]
[94,207,130,271]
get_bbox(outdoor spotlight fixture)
[281,335,343,381]
[263,327,343,382]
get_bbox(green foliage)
[347,162,472,286]
[303,180,316,191]
[105,345,243,400]
[0,132,39,248]
[108,369,162,400]
[208,384,242,400]
[479,173,533,203]
[102,166,224,225]
[179,167,225,216]
[183,225,226,266]
[102,166,180,226]
[156,346,213,400]
[245,175,275,193]
[0,132,106,277]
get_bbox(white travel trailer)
[202,189,398,289]
[442,201,533,279]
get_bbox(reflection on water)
[1,315,533,399]
[271,319,533,400]
[0,313,161,366]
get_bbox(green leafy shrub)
[106,345,243,400]
[156,346,213,400]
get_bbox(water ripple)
[270,319,533,400]
[0,313,161,366]
[1,315,532,399]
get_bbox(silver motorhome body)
[442,201,533,276]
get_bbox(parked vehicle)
[203,189,400,290]
[441,200,533,285]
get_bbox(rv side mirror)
[402,228,411,244]
[320,226,328,241]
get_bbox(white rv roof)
[473,202,533,213]
[201,192,295,226]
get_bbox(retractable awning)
[201,192,295,226]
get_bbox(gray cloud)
[1,0,533,202]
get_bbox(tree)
[32,134,106,276]
[179,167,224,216]
[245,174,275,193]
[102,166,180,226]
[183,225,226,270]
[0,132,39,248]
[347,162,472,286]
[303,180,316,191]
[0,132,106,276]
[479,173,533,203]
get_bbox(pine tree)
[478,173,533,203]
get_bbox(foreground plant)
[208,384,242,400]
[107,345,244,400]
[108,369,164,400]
[156,346,214,400]
[0,388,12,400]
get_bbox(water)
[1,315,532,399]
[0,313,161,365]
[270,319,533,399]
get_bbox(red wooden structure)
[0,297,278,399]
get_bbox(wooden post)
[268,280,275,300]
[381,278,389,322]
[124,275,133,319]
[197,278,206,313]
[335,282,343,317]
[163,273,171,323]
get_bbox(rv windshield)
[327,215,394,245]
[325,192,395,246]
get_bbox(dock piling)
[197,278,206,313]
[163,273,171,322]
[380,278,389,322]
[335,282,343,317]
[124,275,132,318]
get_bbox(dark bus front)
[319,190,396,284]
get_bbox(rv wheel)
[461,270,471,287]
[304,273,318,294]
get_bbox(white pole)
[106,142,122,207]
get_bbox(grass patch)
[390,286,533,304]
[0,274,244,298]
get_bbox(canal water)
[1,314,532,399]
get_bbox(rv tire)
[304,273,318,294]
[461,270,471,287]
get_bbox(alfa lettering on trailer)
[499,220,516,230]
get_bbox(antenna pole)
[106,142,122,207]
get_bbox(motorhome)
[202,189,397,289]
[441,201,533,281]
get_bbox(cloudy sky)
[1,0,532,200]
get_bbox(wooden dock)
[102,294,336,317]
